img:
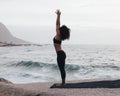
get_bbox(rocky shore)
[1,77,120,96]
[0,78,64,96]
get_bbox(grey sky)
[0,0,120,44]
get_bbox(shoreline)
[0,42,41,47]
[1,78,120,96]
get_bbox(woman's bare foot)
[55,83,65,86]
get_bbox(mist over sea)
[0,44,120,83]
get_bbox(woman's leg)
[57,51,66,85]
[57,57,66,84]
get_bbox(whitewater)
[0,44,120,83]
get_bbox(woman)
[53,10,70,86]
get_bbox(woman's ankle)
[62,79,65,84]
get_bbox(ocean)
[0,44,120,84]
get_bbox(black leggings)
[57,50,66,80]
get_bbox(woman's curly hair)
[59,25,70,40]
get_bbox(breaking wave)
[8,61,120,72]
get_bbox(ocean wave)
[11,61,54,68]
[8,61,120,73]
[3,60,120,83]
[9,61,80,72]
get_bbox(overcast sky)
[0,0,120,44]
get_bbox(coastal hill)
[0,22,31,46]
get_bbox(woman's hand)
[55,10,61,15]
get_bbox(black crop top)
[53,37,62,45]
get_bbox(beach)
[1,45,120,96]
[0,0,120,95]
[1,78,120,96]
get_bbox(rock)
[0,78,13,84]
[0,82,35,96]
[0,83,64,96]
[0,78,65,96]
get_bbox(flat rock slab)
[50,79,120,88]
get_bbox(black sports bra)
[53,37,62,45]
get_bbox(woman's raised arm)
[55,10,61,36]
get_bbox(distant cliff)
[0,23,31,46]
